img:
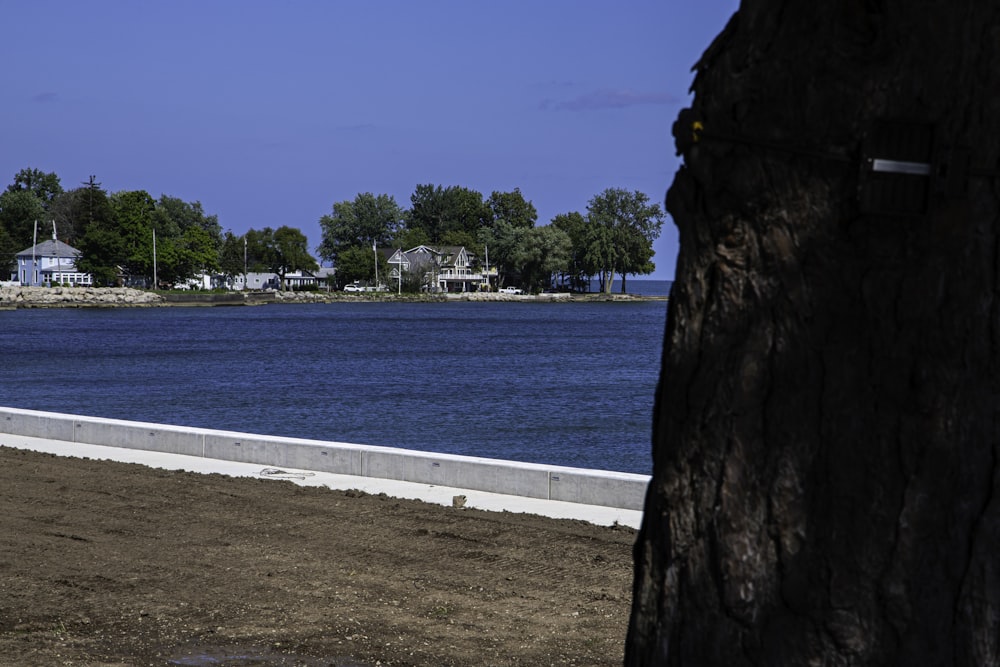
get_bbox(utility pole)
[52,220,59,286]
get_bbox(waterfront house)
[228,272,274,290]
[313,266,336,289]
[281,270,318,290]
[13,239,93,287]
[386,245,495,292]
[230,270,318,291]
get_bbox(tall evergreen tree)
[74,178,121,286]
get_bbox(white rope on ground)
[258,467,316,481]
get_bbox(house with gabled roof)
[13,239,93,287]
[385,244,496,292]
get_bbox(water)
[587,278,671,297]
[0,284,670,474]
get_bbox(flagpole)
[52,220,59,286]
[152,228,158,289]
[373,240,378,288]
[29,220,37,285]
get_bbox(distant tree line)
[319,185,665,293]
[1,167,665,292]
[0,168,314,288]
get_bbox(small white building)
[230,272,278,291]
[230,270,320,291]
[13,239,93,287]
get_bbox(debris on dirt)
[0,446,636,666]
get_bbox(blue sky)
[2,1,738,280]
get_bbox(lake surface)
[0,283,670,474]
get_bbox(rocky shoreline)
[0,285,657,309]
[0,286,164,309]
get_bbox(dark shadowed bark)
[627,2,1000,665]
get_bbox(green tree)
[513,225,572,292]
[73,179,120,285]
[155,196,222,238]
[2,167,61,275]
[76,224,125,286]
[486,188,537,230]
[6,168,63,207]
[391,226,431,250]
[110,190,156,283]
[0,189,47,257]
[0,224,15,279]
[144,196,222,286]
[584,188,664,293]
[407,184,490,242]
[333,245,388,288]
[49,188,93,244]
[245,228,276,273]
[219,231,246,287]
[273,226,317,284]
[168,226,220,286]
[317,192,404,265]
[246,226,317,289]
[478,220,528,288]
[552,211,590,291]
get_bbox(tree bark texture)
[627,2,1000,665]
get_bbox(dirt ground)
[0,446,637,666]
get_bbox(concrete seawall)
[0,407,649,511]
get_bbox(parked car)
[499,286,523,294]
[343,283,363,292]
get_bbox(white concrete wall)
[0,407,649,510]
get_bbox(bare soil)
[0,446,636,666]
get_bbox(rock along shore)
[0,286,164,309]
[0,285,657,309]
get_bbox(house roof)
[313,267,336,279]
[435,246,468,267]
[405,245,441,256]
[16,239,81,259]
[391,244,475,270]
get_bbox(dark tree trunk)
[627,2,1000,665]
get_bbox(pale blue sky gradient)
[2,1,739,279]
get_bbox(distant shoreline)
[0,285,667,309]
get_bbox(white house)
[13,239,93,287]
[230,272,279,291]
[230,270,320,291]
[386,245,495,292]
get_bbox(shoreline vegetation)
[0,285,667,309]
